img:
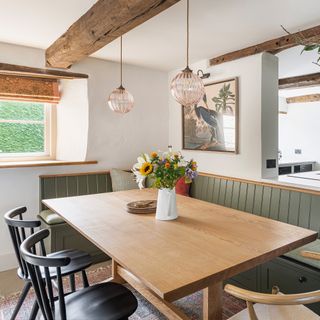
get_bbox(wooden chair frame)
[225,249,320,320]
[4,207,90,320]
[20,229,70,320]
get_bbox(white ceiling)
[0,0,320,71]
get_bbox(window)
[0,100,56,160]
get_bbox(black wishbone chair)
[4,207,92,320]
[20,229,138,320]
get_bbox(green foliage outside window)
[0,101,45,154]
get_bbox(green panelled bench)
[190,173,320,314]
[38,171,112,263]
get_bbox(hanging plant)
[281,25,320,66]
[301,44,320,66]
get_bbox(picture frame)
[182,77,239,153]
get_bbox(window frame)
[0,101,56,161]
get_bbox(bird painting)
[183,78,237,152]
[194,93,225,150]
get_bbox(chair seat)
[228,303,320,320]
[18,249,92,279]
[55,282,138,320]
[284,239,320,270]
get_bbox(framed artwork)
[182,77,239,153]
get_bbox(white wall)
[169,52,279,180]
[277,45,320,78]
[0,42,169,271]
[56,79,89,161]
[72,57,169,168]
[261,54,279,178]
[279,101,320,168]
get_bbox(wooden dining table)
[43,188,317,320]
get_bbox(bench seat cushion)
[284,239,320,270]
[38,209,65,225]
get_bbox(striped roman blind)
[0,75,60,104]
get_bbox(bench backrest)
[190,173,320,234]
[39,171,112,211]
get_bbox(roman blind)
[0,75,60,104]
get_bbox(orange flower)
[165,162,170,169]
[151,152,158,158]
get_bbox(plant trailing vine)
[281,25,320,66]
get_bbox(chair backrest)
[4,207,41,279]
[20,229,71,320]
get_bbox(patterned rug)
[0,265,246,320]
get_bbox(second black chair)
[20,229,138,320]
[4,206,93,320]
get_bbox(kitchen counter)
[278,171,320,188]
[279,160,316,166]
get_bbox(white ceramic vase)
[156,188,178,220]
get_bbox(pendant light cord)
[120,36,123,87]
[186,0,189,68]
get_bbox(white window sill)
[0,160,98,169]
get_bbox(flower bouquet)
[132,149,198,220]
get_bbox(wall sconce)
[197,69,210,79]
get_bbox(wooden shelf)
[0,63,88,80]
[0,160,97,169]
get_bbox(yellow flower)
[139,162,153,176]
[174,163,178,169]
[192,161,197,171]
[151,152,158,158]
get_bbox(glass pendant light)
[170,0,204,107]
[108,36,134,114]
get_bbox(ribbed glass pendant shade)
[108,36,134,114]
[108,85,134,114]
[170,66,205,107]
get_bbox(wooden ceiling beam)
[279,72,320,89]
[209,25,320,66]
[46,0,180,69]
[286,94,320,104]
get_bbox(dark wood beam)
[286,94,320,104]
[210,25,320,66]
[279,72,320,89]
[0,63,88,79]
[46,0,180,69]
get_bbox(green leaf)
[302,44,319,53]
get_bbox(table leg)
[111,258,125,284]
[203,282,223,320]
